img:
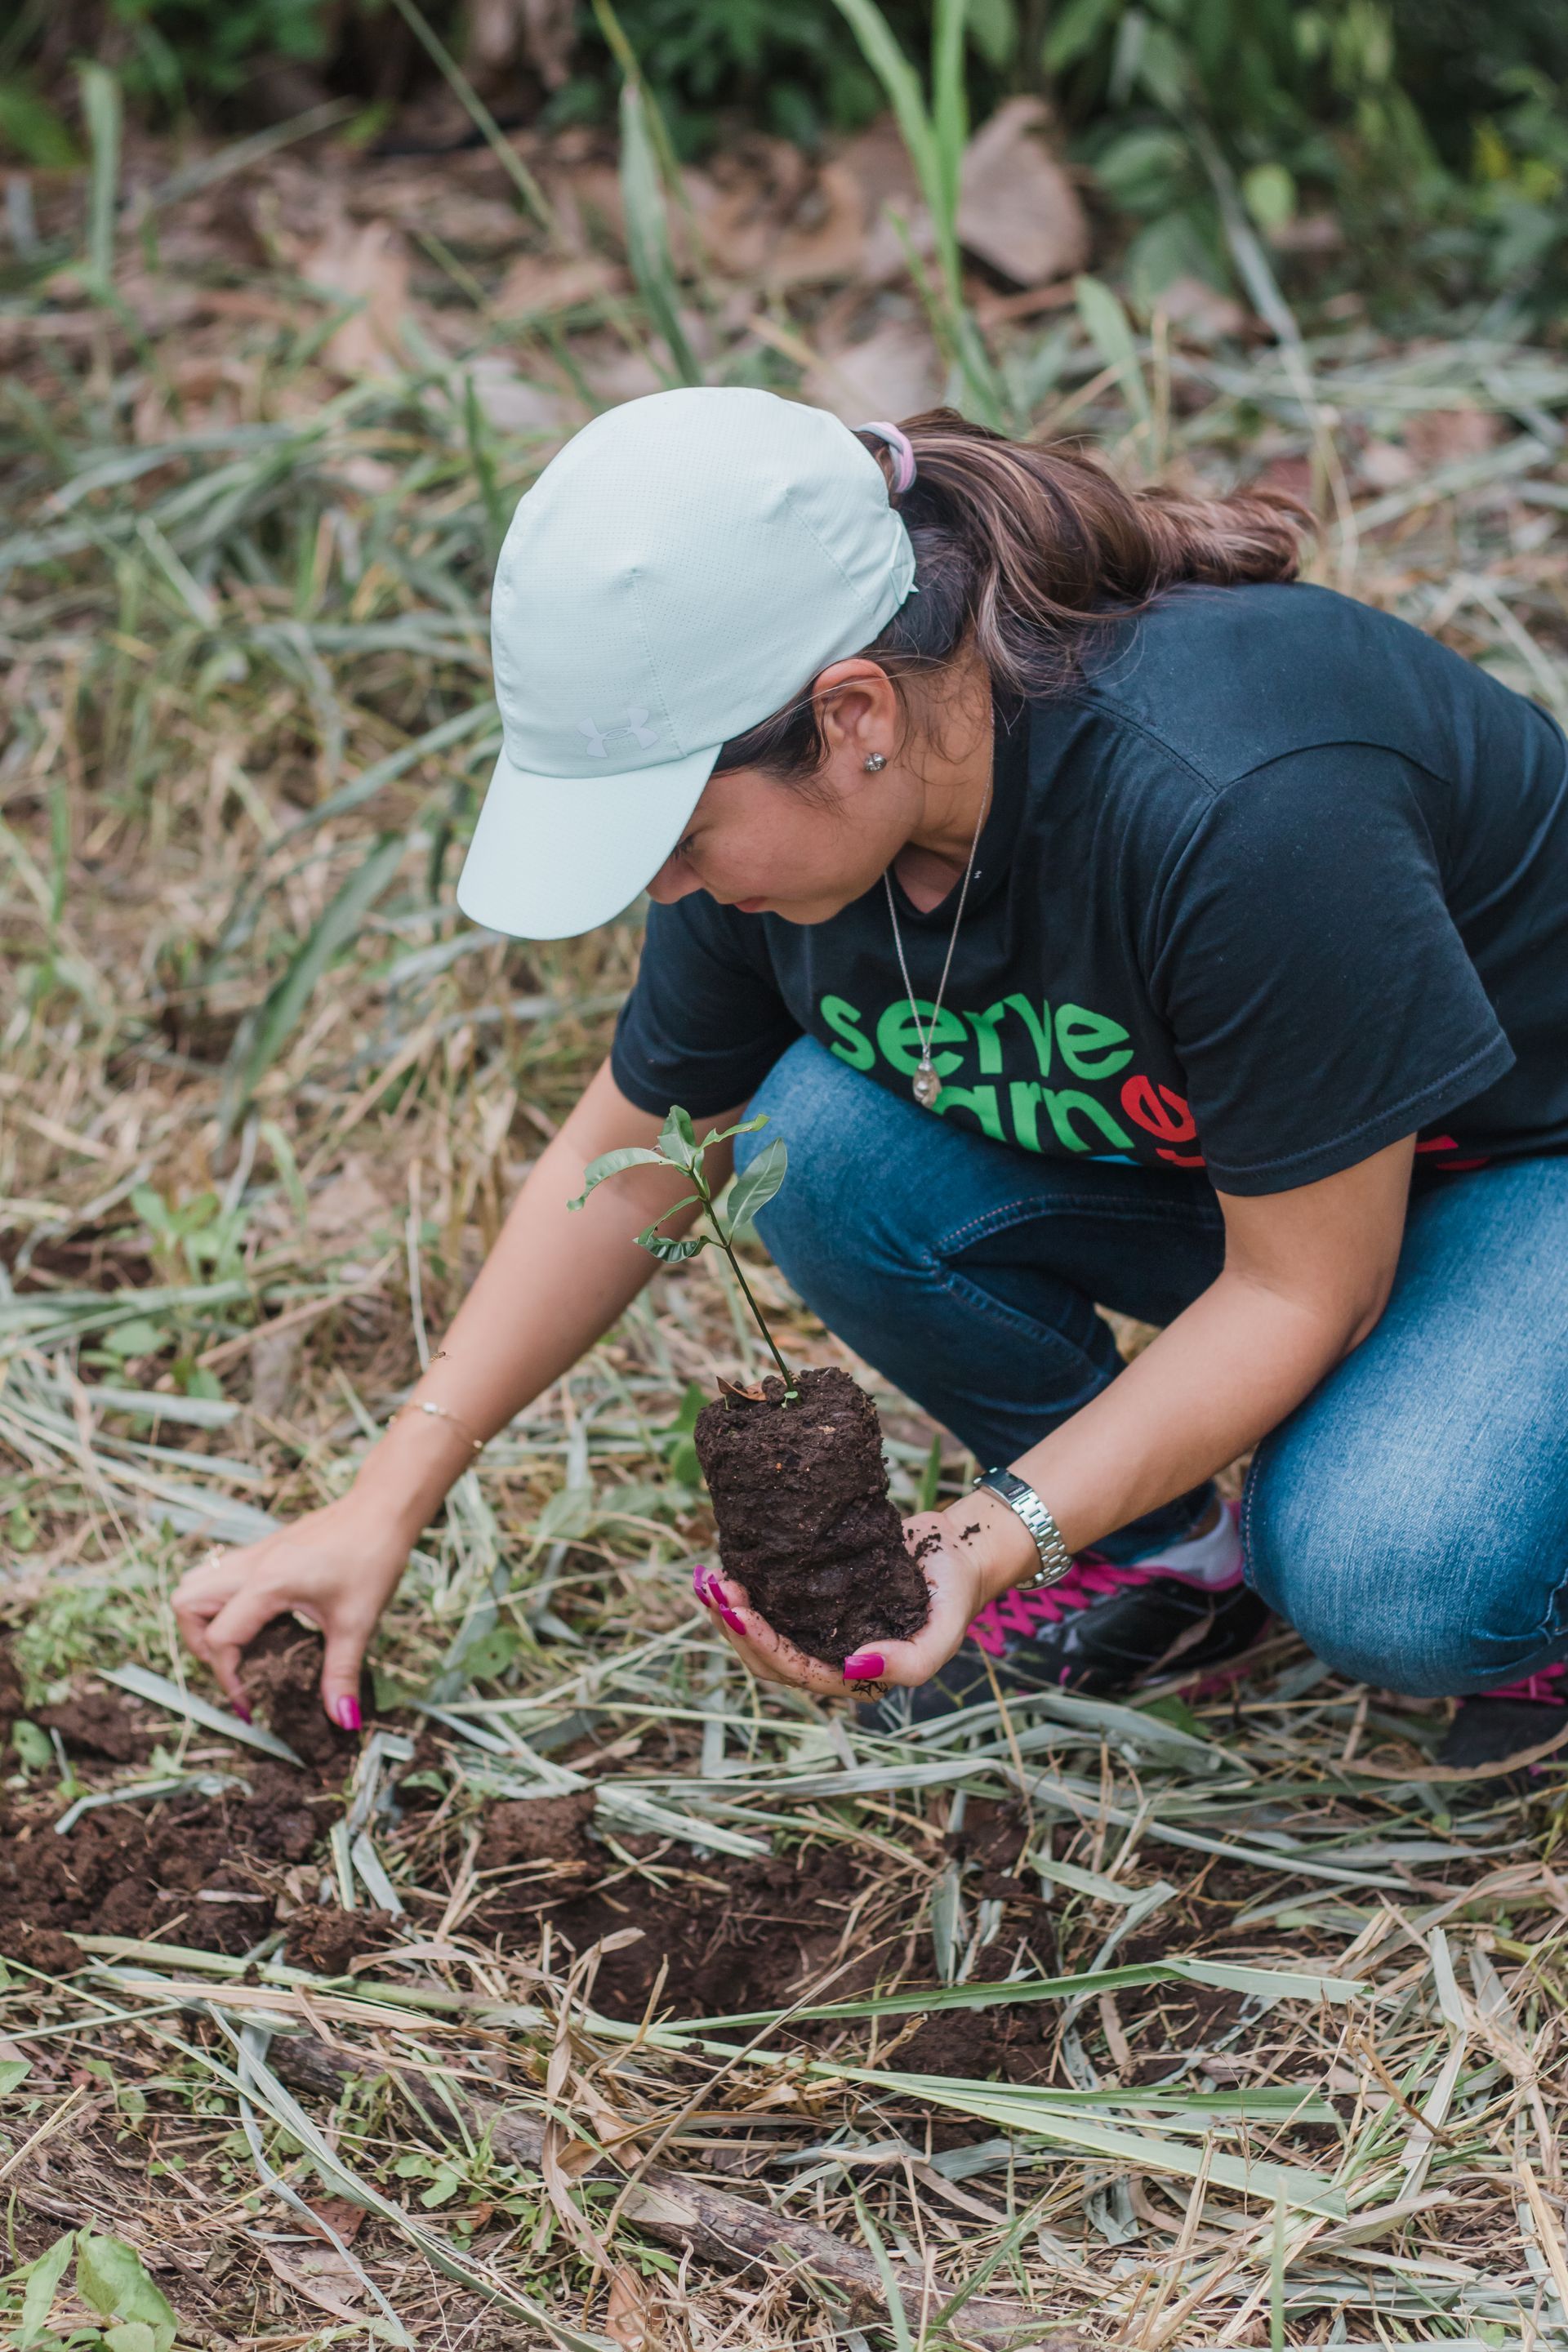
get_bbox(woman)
[174,387,1568,1774]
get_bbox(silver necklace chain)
[883,775,991,1109]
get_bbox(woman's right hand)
[171,1494,412,1729]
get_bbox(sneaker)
[1436,1662,1568,1780]
[862,1502,1270,1729]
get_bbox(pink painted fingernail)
[717,1605,746,1634]
[233,1699,253,1724]
[335,1695,362,1731]
[843,1653,884,1681]
[693,1565,715,1604]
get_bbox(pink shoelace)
[966,1555,1170,1659]
[1483,1661,1568,1704]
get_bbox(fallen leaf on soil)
[958,96,1089,288]
[470,0,577,87]
[691,150,865,289]
[1358,438,1418,490]
[260,2240,370,2322]
[804,318,942,426]
[1405,408,1500,469]
[835,116,934,287]
[304,2197,367,2245]
[466,355,574,438]
[307,1160,390,1241]
[492,251,621,317]
[607,2263,654,2349]
[1155,274,1249,343]
[303,216,412,379]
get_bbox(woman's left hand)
[692,1507,994,1698]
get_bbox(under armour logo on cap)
[578,706,662,760]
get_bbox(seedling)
[570,1107,797,1396]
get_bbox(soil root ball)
[693,1365,929,1668]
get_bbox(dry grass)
[4,89,1568,2351]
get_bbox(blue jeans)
[736,1037,1568,1698]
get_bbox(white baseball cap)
[456,386,917,941]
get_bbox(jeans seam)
[929,1256,1119,1382]
[1239,1455,1259,1593]
[932,1190,1224,1259]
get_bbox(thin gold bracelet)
[388,1399,484,1454]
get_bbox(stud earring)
[862,753,887,772]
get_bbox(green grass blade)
[223,831,406,1129]
[849,2187,915,2352]
[381,0,558,238]
[77,62,120,289]
[828,0,942,227]
[617,81,703,386]
[1074,273,1152,430]
[932,0,969,256]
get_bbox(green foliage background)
[0,0,1565,312]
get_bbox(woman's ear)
[811,658,898,767]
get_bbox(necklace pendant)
[912,1058,942,1109]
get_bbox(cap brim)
[455,742,719,941]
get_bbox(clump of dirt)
[284,1904,398,1975]
[37,1690,154,1765]
[240,1619,369,1769]
[478,1791,596,1870]
[693,1365,930,1668]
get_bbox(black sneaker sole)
[1436,1696,1568,1784]
[862,1576,1272,1731]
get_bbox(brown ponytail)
[716,408,1310,779]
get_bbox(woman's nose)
[646,853,702,905]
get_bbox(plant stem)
[707,1213,796,1395]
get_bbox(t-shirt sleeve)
[1148,746,1516,1194]
[610,896,803,1119]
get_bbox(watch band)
[973,1468,1075,1590]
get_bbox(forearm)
[350,1061,739,1536]
[967,1268,1374,1594]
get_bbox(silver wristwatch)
[973,1468,1075,1590]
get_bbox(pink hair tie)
[859,420,917,497]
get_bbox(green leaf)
[917,1432,944,1513]
[567,1145,667,1209]
[74,2234,176,2352]
[420,2164,465,2207]
[1042,0,1119,71]
[106,2325,159,2352]
[1074,273,1152,427]
[726,1137,788,1231]
[100,1317,168,1360]
[617,80,703,386]
[19,2232,74,2350]
[1138,1692,1203,1737]
[0,2056,32,2094]
[11,1719,53,1770]
[225,831,405,1129]
[1242,161,1297,234]
[657,1104,702,1173]
[966,0,1017,69]
[636,1229,708,1264]
[0,79,82,169]
[666,1379,707,1438]
[702,1112,768,1147]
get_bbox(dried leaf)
[958,97,1089,288]
[803,318,942,426]
[1405,408,1501,470]
[303,216,412,379]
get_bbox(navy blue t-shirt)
[612,582,1568,1196]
